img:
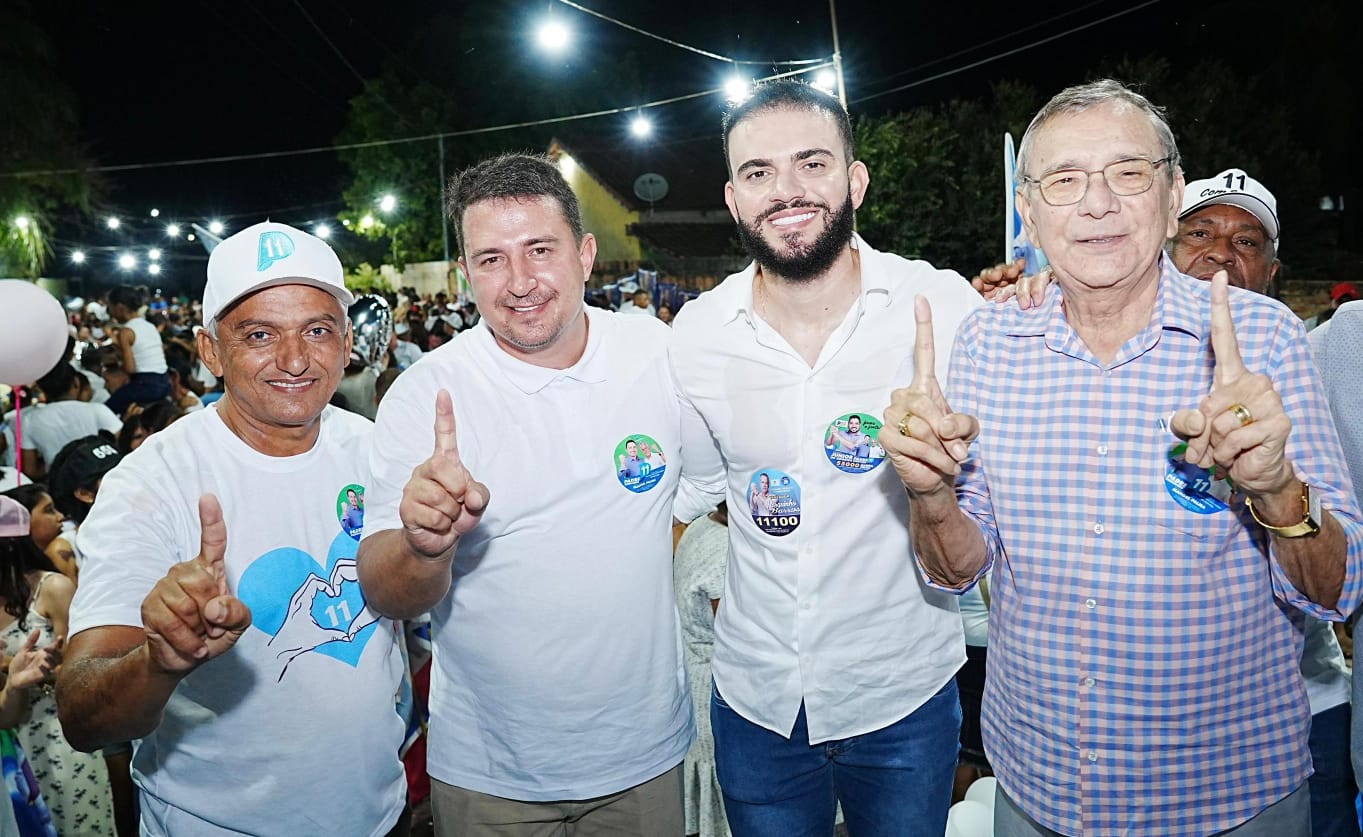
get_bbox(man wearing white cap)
[56,222,409,836]
[1171,168,1281,293]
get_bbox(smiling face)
[847,415,861,434]
[625,440,638,458]
[1017,102,1183,294]
[1169,204,1278,293]
[459,196,595,369]
[759,473,771,493]
[724,106,869,282]
[198,284,349,452]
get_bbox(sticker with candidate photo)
[336,483,366,540]
[615,435,667,493]
[747,469,802,536]
[1164,443,1231,514]
[823,412,886,474]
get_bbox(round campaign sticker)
[747,469,802,536]
[1164,443,1231,514]
[823,412,886,474]
[615,435,667,493]
[336,483,366,540]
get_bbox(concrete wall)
[555,150,642,264]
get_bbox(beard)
[734,193,856,282]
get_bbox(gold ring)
[897,413,914,437]
[1229,403,1254,427]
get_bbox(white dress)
[673,514,730,837]
[0,575,115,836]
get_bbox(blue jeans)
[711,679,960,837]
[1310,703,1359,837]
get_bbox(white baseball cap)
[202,221,354,327]
[1180,168,1279,244]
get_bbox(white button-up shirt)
[671,235,982,743]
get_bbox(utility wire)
[0,65,829,178]
[850,0,1164,104]
[553,0,825,66]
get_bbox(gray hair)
[1017,79,1180,184]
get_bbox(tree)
[0,1,93,277]
[855,81,1041,274]
[334,0,647,266]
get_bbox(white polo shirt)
[364,306,695,801]
[671,234,982,744]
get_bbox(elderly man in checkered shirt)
[880,79,1363,837]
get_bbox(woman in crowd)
[0,487,75,583]
[0,496,115,835]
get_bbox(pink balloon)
[0,280,69,385]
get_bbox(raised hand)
[878,296,980,497]
[399,389,490,560]
[1170,272,1295,496]
[141,494,253,675]
[971,258,1053,309]
[4,629,60,690]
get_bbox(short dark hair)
[446,153,584,257]
[36,361,78,401]
[108,285,146,310]
[722,80,855,177]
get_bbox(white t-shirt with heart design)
[69,404,406,837]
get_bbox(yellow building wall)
[556,152,641,264]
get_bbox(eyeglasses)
[1022,156,1174,206]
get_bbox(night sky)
[17,0,1361,289]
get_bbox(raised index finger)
[196,494,228,579]
[433,389,460,460]
[910,295,938,391]
[1209,271,1248,386]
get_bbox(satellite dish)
[633,172,669,204]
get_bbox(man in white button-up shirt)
[671,79,983,836]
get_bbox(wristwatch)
[1246,482,1322,538]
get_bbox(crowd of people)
[0,76,1357,837]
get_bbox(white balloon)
[0,280,69,385]
[964,776,998,810]
[946,799,994,837]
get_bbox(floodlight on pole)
[118,253,136,270]
[71,250,86,264]
[537,19,570,52]
[724,75,750,104]
[148,263,162,276]
[208,220,224,235]
[379,194,397,213]
[314,224,332,239]
[629,113,653,139]
[150,208,160,218]
[148,248,162,261]
[106,216,120,230]
[166,223,181,237]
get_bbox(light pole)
[829,0,847,108]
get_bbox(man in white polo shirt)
[670,79,981,835]
[57,222,407,836]
[357,153,693,836]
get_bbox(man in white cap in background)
[56,222,409,836]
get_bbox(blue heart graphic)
[237,531,379,667]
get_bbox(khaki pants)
[432,764,684,837]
